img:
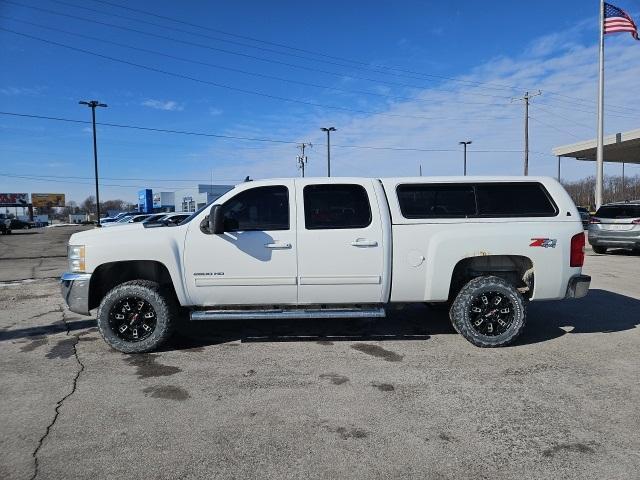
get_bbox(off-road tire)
[592,246,607,254]
[450,276,526,348]
[97,280,176,353]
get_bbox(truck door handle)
[265,242,291,249]
[350,239,378,247]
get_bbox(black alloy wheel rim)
[468,291,515,336]
[109,297,157,342]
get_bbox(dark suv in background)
[588,201,640,254]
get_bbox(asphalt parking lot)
[1,226,639,480]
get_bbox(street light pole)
[459,141,472,175]
[79,100,107,226]
[320,127,336,177]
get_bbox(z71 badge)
[530,238,557,248]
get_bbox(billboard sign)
[0,193,29,206]
[31,193,66,208]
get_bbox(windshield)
[595,205,640,219]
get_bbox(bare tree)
[562,175,640,210]
[81,196,96,214]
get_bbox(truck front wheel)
[97,280,175,353]
[449,276,526,348]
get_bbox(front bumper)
[565,274,591,299]
[60,272,92,315]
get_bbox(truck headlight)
[68,245,86,272]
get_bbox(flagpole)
[596,0,605,209]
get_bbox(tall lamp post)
[459,140,472,176]
[79,100,107,226]
[321,127,336,177]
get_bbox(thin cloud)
[187,28,640,183]
[142,99,184,111]
[0,86,46,96]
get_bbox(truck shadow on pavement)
[518,289,640,345]
[171,289,640,350]
[1,290,637,349]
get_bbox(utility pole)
[513,90,541,176]
[79,100,107,226]
[419,164,422,176]
[459,141,472,175]
[557,156,561,182]
[320,127,336,177]
[297,142,312,177]
[622,162,626,200]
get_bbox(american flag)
[604,2,639,40]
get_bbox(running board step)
[190,307,386,321]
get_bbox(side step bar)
[190,307,386,321]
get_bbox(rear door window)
[595,205,640,218]
[304,184,371,229]
[475,183,557,217]
[397,184,476,218]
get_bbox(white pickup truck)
[61,176,590,352]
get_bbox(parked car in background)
[142,212,190,226]
[101,212,136,224]
[0,214,11,235]
[577,206,590,229]
[141,214,169,224]
[101,213,148,228]
[588,201,640,254]
[10,218,34,230]
[163,213,190,225]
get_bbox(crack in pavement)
[30,304,85,480]
[0,277,61,286]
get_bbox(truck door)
[295,179,385,304]
[183,182,298,306]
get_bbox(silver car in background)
[588,201,640,254]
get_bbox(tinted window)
[595,204,640,218]
[397,184,476,218]
[222,185,289,231]
[476,183,557,217]
[304,184,371,229]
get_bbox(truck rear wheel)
[97,280,175,353]
[450,276,526,348]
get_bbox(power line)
[0,16,513,109]
[534,105,594,131]
[529,116,582,139]
[7,0,637,115]
[1,1,520,102]
[535,100,639,120]
[0,27,521,122]
[0,172,218,190]
[0,110,545,154]
[72,0,525,92]
[65,0,640,113]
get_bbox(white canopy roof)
[552,128,640,164]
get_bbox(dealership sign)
[0,193,29,206]
[31,193,66,208]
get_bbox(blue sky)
[1,0,640,203]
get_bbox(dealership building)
[137,184,234,214]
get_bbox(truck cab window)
[304,184,372,229]
[222,185,289,231]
